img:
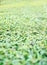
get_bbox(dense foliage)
[0,0,47,65]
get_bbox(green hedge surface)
[0,0,47,65]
